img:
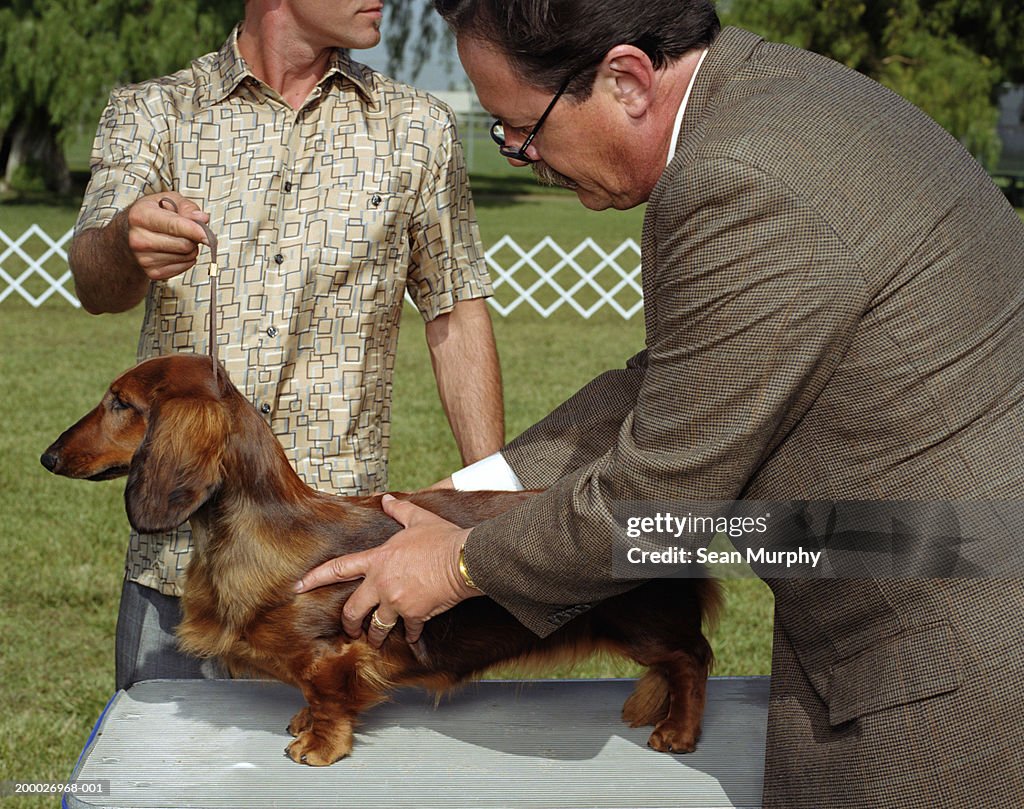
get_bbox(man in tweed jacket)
[299,1,1024,804]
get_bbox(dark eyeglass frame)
[489,72,576,163]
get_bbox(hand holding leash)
[123,192,211,280]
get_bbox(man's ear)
[124,398,228,534]
[600,44,657,119]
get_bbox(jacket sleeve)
[501,349,648,487]
[464,157,867,636]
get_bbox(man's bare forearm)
[68,193,210,315]
[426,298,505,465]
[68,210,149,314]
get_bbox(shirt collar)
[666,47,709,166]
[205,25,252,104]
[204,24,374,107]
[326,49,375,103]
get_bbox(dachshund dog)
[41,354,719,765]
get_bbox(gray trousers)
[114,579,225,691]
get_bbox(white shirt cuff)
[451,452,525,491]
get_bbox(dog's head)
[41,354,231,534]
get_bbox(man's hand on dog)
[294,494,479,647]
[122,192,211,280]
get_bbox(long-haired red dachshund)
[41,354,719,765]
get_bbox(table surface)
[65,676,769,809]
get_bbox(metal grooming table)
[63,677,768,809]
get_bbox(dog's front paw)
[287,706,313,737]
[647,720,699,754]
[285,721,354,766]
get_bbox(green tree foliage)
[0,0,236,192]
[722,0,1024,168]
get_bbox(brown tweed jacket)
[463,27,1024,807]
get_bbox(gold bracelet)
[458,545,480,591]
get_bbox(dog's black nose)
[40,451,59,472]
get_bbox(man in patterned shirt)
[68,0,503,690]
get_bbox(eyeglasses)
[489,73,575,164]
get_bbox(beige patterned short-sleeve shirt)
[76,27,492,596]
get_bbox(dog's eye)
[110,396,131,412]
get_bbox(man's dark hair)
[434,0,720,99]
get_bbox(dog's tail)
[697,577,724,634]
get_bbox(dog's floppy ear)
[125,397,228,533]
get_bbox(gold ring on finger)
[370,610,397,632]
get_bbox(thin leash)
[159,198,220,386]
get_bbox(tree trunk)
[0,110,71,195]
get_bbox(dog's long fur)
[42,354,719,765]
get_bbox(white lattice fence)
[0,226,643,318]
[486,234,642,319]
[0,226,80,307]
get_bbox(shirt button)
[274,254,284,265]
[284,181,293,192]
[260,403,272,415]
[267,325,279,338]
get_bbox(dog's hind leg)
[592,585,714,753]
[638,648,709,754]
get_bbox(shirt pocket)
[312,184,418,303]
